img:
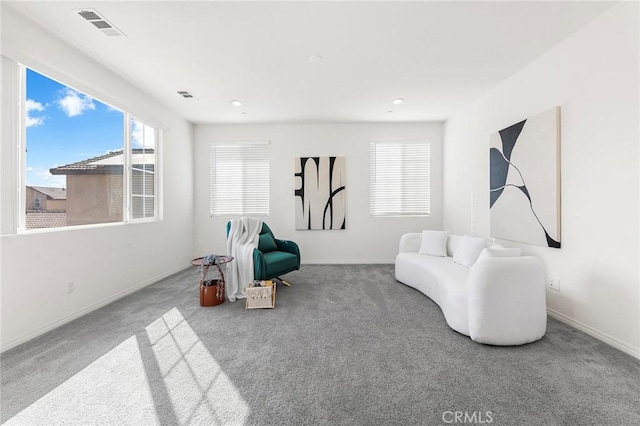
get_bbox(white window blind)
[210,142,269,216]
[370,141,430,216]
[130,118,157,220]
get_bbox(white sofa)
[395,232,547,345]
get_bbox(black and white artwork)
[294,156,345,230]
[489,107,561,248]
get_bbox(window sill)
[371,214,431,218]
[17,218,161,235]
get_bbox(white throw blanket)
[226,217,263,302]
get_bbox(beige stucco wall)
[46,199,66,210]
[25,187,42,210]
[25,187,66,211]
[66,174,123,226]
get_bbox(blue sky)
[25,68,124,187]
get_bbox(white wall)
[194,122,443,263]
[443,3,639,357]
[0,7,195,351]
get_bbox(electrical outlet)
[548,277,560,292]
[66,281,75,294]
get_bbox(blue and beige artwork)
[490,107,561,248]
[295,156,346,230]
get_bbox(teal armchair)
[226,222,301,285]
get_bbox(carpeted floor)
[1,264,639,425]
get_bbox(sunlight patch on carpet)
[146,307,249,425]
[4,336,160,425]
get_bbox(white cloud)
[131,120,143,146]
[26,166,66,188]
[58,88,95,117]
[25,99,46,127]
[131,119,155,149]
[26,116,45,127]
[26,99,44,112]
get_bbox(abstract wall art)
[489,106,561,248]
[294,156,346,230]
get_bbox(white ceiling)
[6,1,615,124]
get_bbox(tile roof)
[25,210,67,229]
[50,149,153,175]
[50,150,124,174]
[29,186,67,200]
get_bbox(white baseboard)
[547,308,639,360]
[301,259,394,265]
[0,264,190,353]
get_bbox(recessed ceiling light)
[231,100,243,107]
[309,55,323,64]
[392,98,404,105]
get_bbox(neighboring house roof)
[50,149,154,175]
[25,210,67,229]
[28,186,67,200]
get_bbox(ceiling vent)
[177,91,195,99]
[76,9,125,37]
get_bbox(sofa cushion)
[418,230,449,256]
[446,234,461,257]
[477,246,521,261]
[453,235,486,268]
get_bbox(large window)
[210,142,269,216]
[22,67,158,230]
[370,141,430,216]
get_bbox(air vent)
[91,21,113,29]
[78,10,101,21]
[76,9,125,37]
[177,91,195,99]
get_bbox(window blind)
[370,141,430,216]
[210,142,269,216]
[130,119,156,220]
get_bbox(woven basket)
[199,262,225,307]
[245,283,276,309]
[200,279,225,307]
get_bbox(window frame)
[127,116,159,223]
[369,140,431,217]
[17,64,162,233]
